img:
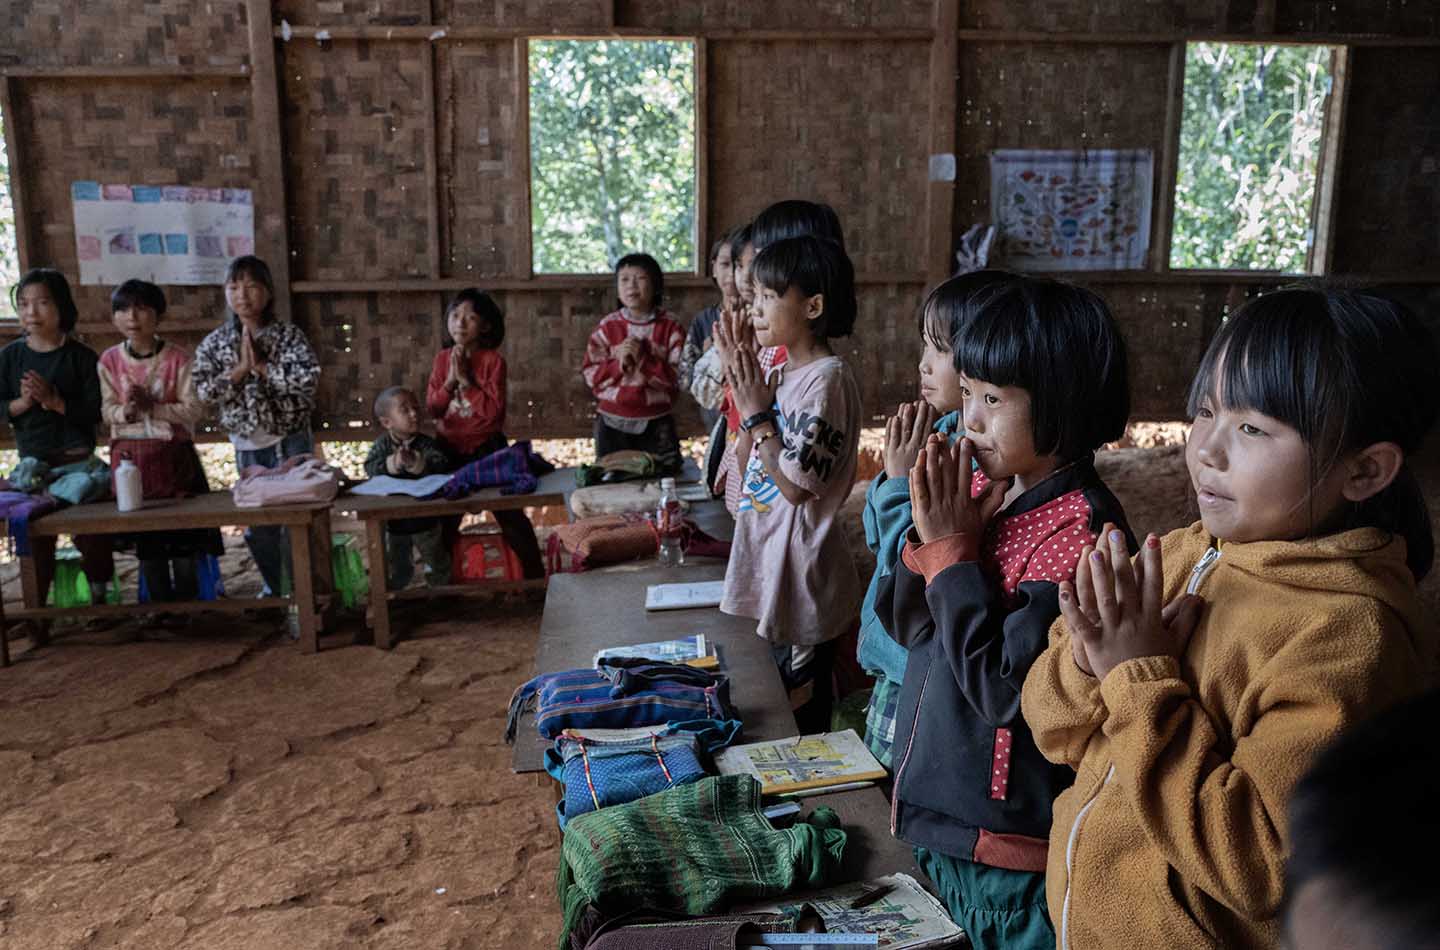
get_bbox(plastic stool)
[452,531,523,583]
[331,533,368,608]
[47,545,121,607]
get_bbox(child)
[581,253,686,472]
[1021,287,1440,950]
[0,268,115,616]
[878,276,1133,949]
[99,279,222,604]
[193,255,320,599]
[1285,687,1440,950]
[858,270,1018,768]
[426,288,544,579]
[720,234,861,734]
[366,386,453,589]
[680,232,739,433]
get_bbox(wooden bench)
[0,492,336,664]
[511,560,927,886]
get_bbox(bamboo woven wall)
[0,0,1436,445]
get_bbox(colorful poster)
[989,149,1153,271]
[71,181,254,285]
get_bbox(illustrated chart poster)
[71,182,254,285]
[990,149,1153,271]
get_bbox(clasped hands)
[17,370,64,414]
[229,329,269,384]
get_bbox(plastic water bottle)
[115,458,143,512]
[655,477,684,567]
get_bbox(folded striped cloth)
[556,774,847,949]
[441,440,555,498]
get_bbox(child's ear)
[1341,441,1405,503]
[806,293,825,324]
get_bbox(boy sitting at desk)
[364,386,453,589]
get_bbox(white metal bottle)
[115,458,144,512]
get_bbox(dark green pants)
[915,847,1055,950]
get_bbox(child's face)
[113,304,159,344]
[959,375,1051,484]
[380,392,421,438]
[447,301,489,348]
[225,274,270,321]
[1186,385,1350,543]
[753,284,819,349]
[714,245,736,302]
[617,266,655,313]
[18,284,63,339]
[918,335,963,414]
[734,244,756,305]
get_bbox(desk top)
[338,466,578,518]
[513,561,927,889]
[29,491,328,535]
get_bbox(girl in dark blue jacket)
[878,273,1134,949]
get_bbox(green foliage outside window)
[1171,43,1333,272]
[528,39,696,275]
[0,109,17,317]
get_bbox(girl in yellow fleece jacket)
[1021,287,1440,950]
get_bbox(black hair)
[750,235,857,340]
[223,255,277,323]
[614,253,664,308]
[1186,286,1439,579]
[952,275,1131,462]
[751,200,846,253]
[444,287,505,349]
[13,268,80,333]
[1287,687,1440,950]
[110,279,167,318]
[709,229,735,266]
[727,224,754,264]
[373,385,416,420]
[918,269,1024,353]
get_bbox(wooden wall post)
[0,77,33,274]
[1152,42,1186,272]
[925,0,959,282]
[694,37,709,276]
[246,0,294,321]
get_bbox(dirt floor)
[2,438,1437,949]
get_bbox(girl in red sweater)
[426,288,544,578]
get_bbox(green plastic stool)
[47,545,121,608]
[331,533,368,609]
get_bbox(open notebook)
[644,580,725,611]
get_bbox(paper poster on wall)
[71,182,254,285]
[989,149,1153,271]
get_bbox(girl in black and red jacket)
[876,272,1134,950]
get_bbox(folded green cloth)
[556,775,847,949]
[7,455,110,505]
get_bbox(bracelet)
[753,428,778,449]
[740,410,775,432]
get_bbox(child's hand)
[230,332,255,383]
[22,371,62,413]
[446,346,469,392]
[397,446,421,473]
[246,331,269,378]
[909,436,1007,547]
[726,343,774,419]
[1059,528,1204,681]
[883,401,936,479]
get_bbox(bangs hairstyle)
[953,276,1130,460]
[13,268,80,333]
[1187,286,1440,579]
[445,288,505,349]
[727,223,753,263]
[615,252,664,308]
[111,279,167,317]
[751,200,846,253]
[709,229,736,266]
[373,385,415,420]
[751,235,857,340]
[918,269,1023,352]
[223,255,277,323]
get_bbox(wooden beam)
[515,38,534,279]
[246,0,294,323]
[925,0,959,281]
[0,78,33,274]
[1151,42,1186,272]
[1254,0,1278,33]
[1309,46,1351,275]
[694,37,709,277]
[0,65,251,79]
[421,43,442,278]
[956,28,1440,47]
[289,273,932,294]
[277,25,933,42]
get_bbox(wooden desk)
[3,493,335,660]
[336,466,578,649]
[511,562,926,887]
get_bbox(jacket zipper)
[890,665,932,836]
[1060,545,1221,949]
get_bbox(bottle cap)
[660,477,676,491]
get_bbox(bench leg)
[365,519,393,650]
[18,553,49,647]
[308,508,336,634]
[289,521,319,654]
